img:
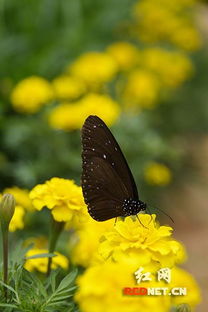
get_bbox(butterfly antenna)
[149,205,174,224]
[136,214,148,229]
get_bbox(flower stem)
[47,217,65,276]
[0,194,15,300]
[1,226,9,299]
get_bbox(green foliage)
[0,242,77,311]
[0,265,77,312]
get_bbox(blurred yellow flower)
[11,76,53,113]
[29,177,86,223]
[9,205,25,232]
[24,236,48,249]
[71,218,114,267]
[123,69,160,109]
[49,93,120,131]
[24,247,69,273]
[75,261,170,312]
[107,42,139,70]
[3,186,34,211]
[172,26,201,51]
[69,52,118,85]
[170,267,201,308]
[49,101,84,131]
[99,214,185,267]
[133,0,201,51]
[52,75,86,100]
[144,162,172,186]
[142,48,193,88]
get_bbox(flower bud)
[0,193,16,229]
[176,303,191,312]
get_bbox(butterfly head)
[122,198,147,217]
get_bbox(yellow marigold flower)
[142,48,193,88]
[71,217,114,267]
[49,93,120,131]
[107,42,139,70]
[3,186,34,211]
[9,205,25,232]
[75,261,168,312]
[75,261,201,312]
[30,177,86,223]
[99,215,186,267]
[123,69,160,109]
[52,75,86,100]
[144,162,172,186]
[24,247,69,273]
[69,52,118,85]
[11,76,53,113]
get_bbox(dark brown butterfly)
[81,115,146,221]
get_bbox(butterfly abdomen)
[122,198,146,216]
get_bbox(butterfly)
[81,115,146,221]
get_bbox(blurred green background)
[1,0,207,192]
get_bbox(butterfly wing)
[82,157,128,221]
[81,115,139,221]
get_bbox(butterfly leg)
[136,214,148,229]
[148,214,153,225]
[114,217,118,226]
[146,207,153,225]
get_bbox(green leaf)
[0,281,19,299]
[25,253,56,260]
[46,301,70,307]
[22,269,48,299]
[56,269,77,292]
[43,269,77,309]
[50,285,77,298]
[0,303,18,308]
[49,294,73,302]
[49,270,57,293]
[34,276,48,299]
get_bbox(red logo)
[123,287,147,296]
